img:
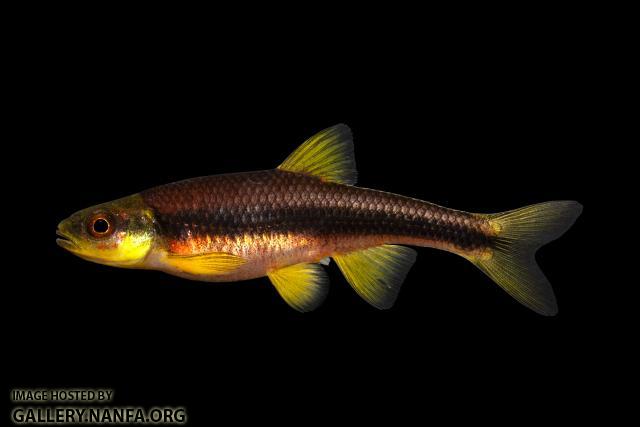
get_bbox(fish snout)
[56,220,79,251]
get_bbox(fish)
[56,124,582,315]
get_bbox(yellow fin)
[166,252,247,275]
[468,201,582,316]
[278,124,357,185]
[333,245,417,309]
[267,263,329,312]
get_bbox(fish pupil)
[93,218,109,233]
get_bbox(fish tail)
[468,201,583,316]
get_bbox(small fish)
[57,124,582,315]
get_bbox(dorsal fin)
[278,124,357,185]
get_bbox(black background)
[4,9,613,425]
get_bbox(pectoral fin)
[166,252,247,275]
[267,263,329,312]
[333,245,417,309]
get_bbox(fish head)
[56,194,156,268]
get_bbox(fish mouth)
[56,228,79,252]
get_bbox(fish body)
[57,125,582,314]
[140,169,492,282]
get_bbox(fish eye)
[88,214,113,238]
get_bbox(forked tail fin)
[469,201,583,316]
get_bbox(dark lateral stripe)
[142,169,492,252]
[152,205,491,252]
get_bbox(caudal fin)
[470,201,583,316]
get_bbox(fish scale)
[141,169,492,256]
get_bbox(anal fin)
[333,245,417,309]
[267,263,329,312]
